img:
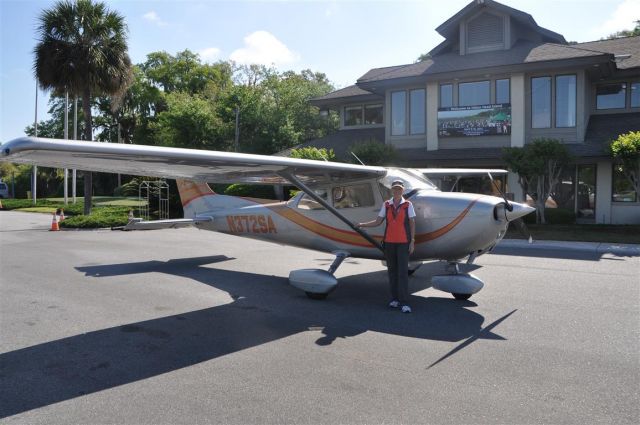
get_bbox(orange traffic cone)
[59,208,65,221]
[50,213,59,231]
[0,199,3,209]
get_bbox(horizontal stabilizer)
[119,216,212,231]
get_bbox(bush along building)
[307,0,640,224]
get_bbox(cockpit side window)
[332,183,375,209]
[297,189,327,210]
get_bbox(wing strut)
[279,170,384,253]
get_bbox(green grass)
[1,198,140,228]
[42,196,146,207]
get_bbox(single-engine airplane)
[1,137,534,301]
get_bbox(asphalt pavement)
[1,211,638,424]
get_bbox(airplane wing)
[415,168,508,176]
[1,137,386,185]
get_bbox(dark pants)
[385,242,409,304]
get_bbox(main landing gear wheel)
[452,293,472,300]
[306,292,328,300]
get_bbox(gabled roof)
[436,0,565,44]
[309,84,381,107]
[357,40,612,85]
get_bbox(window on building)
[364,104,383,124]
[410,89,426,134]
[631,82,640,108]
[496,78,510,104]
[459,80,490,106]
[612,164,638,202]
[531,76,551,128]
[556,75,576,127]
[391,91,406,135]
[344,106,363,126]
[597,83,626,109]
[332,183,375,209]
[440,84,453,108]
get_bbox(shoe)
[388,300,400,308]
[401,305,412,313]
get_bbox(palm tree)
[34,0,132,214]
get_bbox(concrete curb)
[498,239,640,256]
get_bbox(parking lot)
[1,211,638,424]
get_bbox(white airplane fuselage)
[180,180,528,262]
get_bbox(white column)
[510,73,525,147]
[595,161,612,224]
[507,171,525,203]
[426,82,438,151]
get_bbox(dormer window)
[465,11,505,54]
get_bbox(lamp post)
[64,92,69,205]
[32,81,38,205]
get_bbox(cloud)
[198,47,222,63]
[142,11,168,27]
[229,31,299,66]
[593,0,640,38]
[324,0,340,18]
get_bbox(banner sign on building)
[438,103,511,137]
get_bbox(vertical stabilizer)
[176,179,217,218]
[177,179,270,218]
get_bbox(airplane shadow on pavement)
[0,255,514,418]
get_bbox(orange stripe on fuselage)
[414,198,481,244]
[222,196,482,248]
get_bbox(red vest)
[384,200,411,243]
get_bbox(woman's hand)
[409,240,415,254]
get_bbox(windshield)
[380,168,438,192]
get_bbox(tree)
[503,138,571,224]
[415,52,432,62]
[34,0,133,214]
[349,140,398,166]
[606,20,640,39]
[609,131,640,197]
[289,147,336,162]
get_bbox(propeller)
[487,172,533,243]
[487,171,513,212]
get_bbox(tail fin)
[176,179,217,218]
[176,179,269,217]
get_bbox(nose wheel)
[432,261,484,301]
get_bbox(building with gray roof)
[304,0,639,224]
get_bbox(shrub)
[224,184,276,199]
[349,140,397,165]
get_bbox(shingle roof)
[357,40,613,84]
[574,36,640,70]
[309,85,374,103]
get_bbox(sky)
[1,0,639,142]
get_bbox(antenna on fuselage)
[350,152,365,166]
